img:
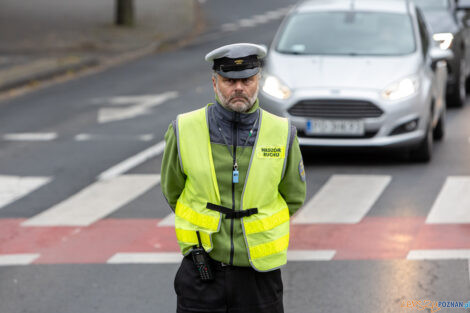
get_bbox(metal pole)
[115,0,134,26]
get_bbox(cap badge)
[234,59,244,65]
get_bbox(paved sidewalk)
[0,0,199,92]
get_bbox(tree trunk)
[115,0,134,26]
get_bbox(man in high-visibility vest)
[161,43,306,313]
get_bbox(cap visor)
[216,68,260,79]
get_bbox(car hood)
[420,10,458,34]
[265,52,421,91]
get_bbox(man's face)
[212,73,260,113]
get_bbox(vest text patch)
[256,146,285,159]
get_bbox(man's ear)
[212,74,217,93]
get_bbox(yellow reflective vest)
[174,105,291,271]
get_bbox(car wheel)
[410,118,433,162]
[449,56,466,107]
[433,109,445,141]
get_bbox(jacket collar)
[213,98,259,126]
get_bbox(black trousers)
[175,255,284,313]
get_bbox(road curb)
[0,56,99,93]
[0,0,204,96]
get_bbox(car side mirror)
[430,47,454,70]
[457,1,470,26]
[457,0,470,10]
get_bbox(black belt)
[206,203,258,219]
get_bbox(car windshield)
[276,11,416,56]
[411,0,449,10]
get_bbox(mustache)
[229,93,249,102]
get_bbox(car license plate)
[306,119,365,136]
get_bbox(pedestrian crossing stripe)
[107,252,182,264]
[291,175,391,224]
[0,254,40,266]
[158,212,175,226]
[426,176,470,224]
[0,175,52,210]
[22,174,160,226]
[407,249,470,260]
[287,250,335,261]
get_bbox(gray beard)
[216,83,259,113]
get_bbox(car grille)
[297,129,378,139]
[288,99,383,119]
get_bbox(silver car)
[259,0,450,162]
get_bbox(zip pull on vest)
[233,162,239,183]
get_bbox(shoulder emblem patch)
[299,159,306,182]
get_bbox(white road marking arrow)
[95,91,178,124]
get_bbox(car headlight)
[262,75,291,99]
[433,33,454,50]
[382,76,420,100]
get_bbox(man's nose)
[234,80,244,91]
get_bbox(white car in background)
[259,0,451,162]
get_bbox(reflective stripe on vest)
[175,105,290,270]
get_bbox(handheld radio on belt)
[191,231,214,281]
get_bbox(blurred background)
[0,0,470,312]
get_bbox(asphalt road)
[1,0,470,312]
